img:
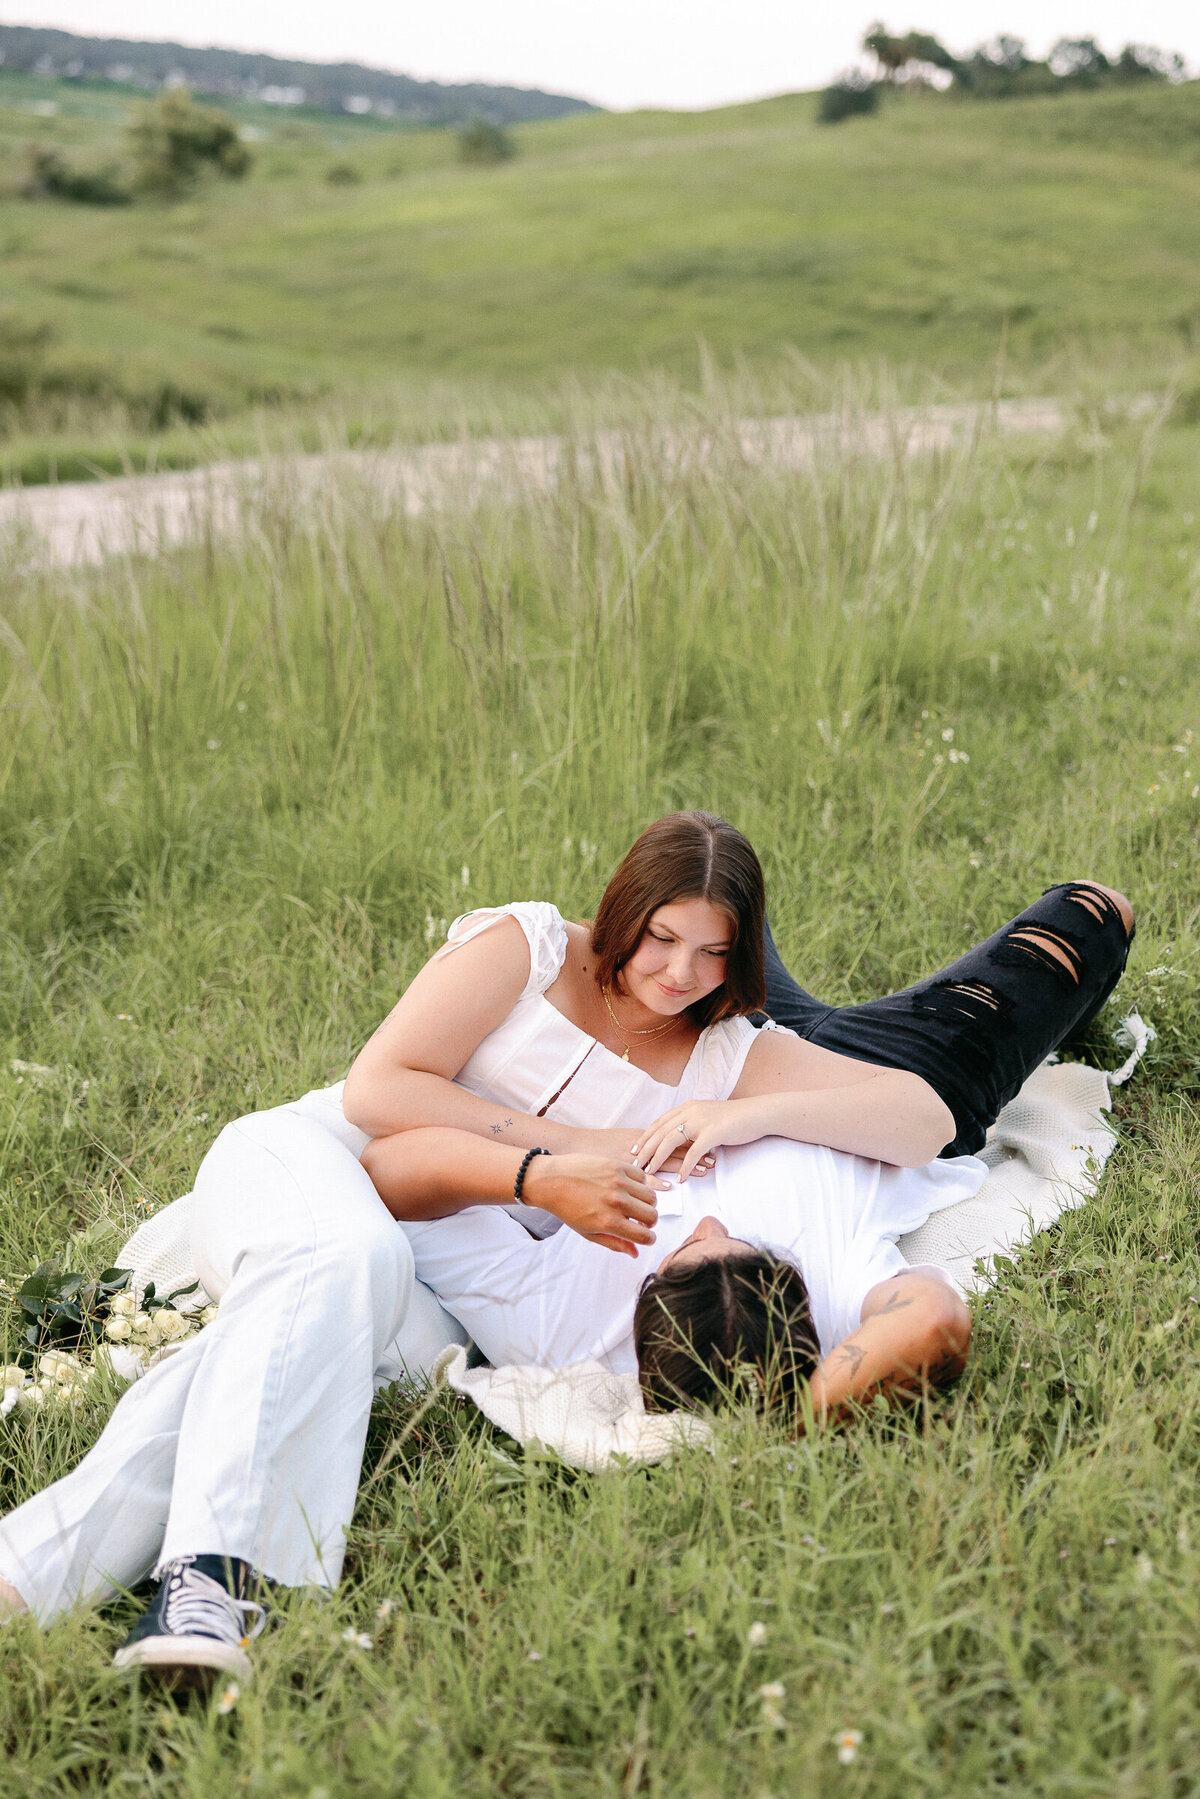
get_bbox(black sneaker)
[113,1555,266,1687]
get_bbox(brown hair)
[633,1252,820,1414]
[589,811,765,1026]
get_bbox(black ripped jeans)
[761,884,1134,1157]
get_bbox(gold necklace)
[600,983,683,1062]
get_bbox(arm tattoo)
[834,1341,866,1375]
[872,1291,915,1318]
[490,1118,516,1137]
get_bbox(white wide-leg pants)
[0,1087,467,1623]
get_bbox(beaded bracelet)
[514,1146,550,1203]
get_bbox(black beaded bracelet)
[514,1146,550,1203]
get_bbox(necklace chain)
[600,983,683,1062]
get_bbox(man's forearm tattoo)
[490,1117,515,1136]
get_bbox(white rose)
[200,1305,219,1327]
[16,1385,45,1409]
[0,1365,27,1390]
[132,1313,151,1332]
[155,1310,191,1343]
[110,1294,137,1317]
[105,1317,133,1342]
[39,1352,83,1382]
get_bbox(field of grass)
[2,73,1200,481]
[0,373,1198,1792]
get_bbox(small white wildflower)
[375,1598,395,1623]
[1104,1536,1118,1546]
[878,1602,894,1615]
[116,1014,133,1022]
[933,753,944,766]
[236,700,247,713]
[747,1620,767,1647]
[1136,1553,1154,1585]
[835,1728,863,1765]
[526,1650,542,1663]
[968,856,981,869]
[941,727,954,742]
[206,738,220,751]
[216,1680,240,1713]
[758,1681,785,1701]
[684,1626,697,1639]
[461,865,470,888]
[340,1628,373,1650]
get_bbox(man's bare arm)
[802,1272,972,1432]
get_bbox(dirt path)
[0,398,1070,569]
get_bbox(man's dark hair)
[633,1251,821,1413]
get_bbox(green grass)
[0,376,1199,1791]
[3,75,1200,479]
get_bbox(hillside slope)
[1,76,1198,478]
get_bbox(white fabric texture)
[0,1092,465,1622]
[428,1056,1121,1468]
[435,1346,713,1471]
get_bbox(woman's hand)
[522,1154,666,1257]
[633,1098,769,1181]
[567,1126,716,1179]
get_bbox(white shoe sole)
[113,1634,252,1686]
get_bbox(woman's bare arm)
[361,1126,664,1256]
[636,1030,955,1173]
[342,918,635,1158]
[802,1272,971,1430]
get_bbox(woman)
[0,812,1132,1686]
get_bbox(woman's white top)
[405,1135,988,1371]
[422,901,765,1234]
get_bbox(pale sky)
[6,1,1199,110]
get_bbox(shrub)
[128,88,252,198]
[818,76,881,124]
[457,119,515,165]
[0,311,53,406]
[325,162,362,186]
[20,143,131,206]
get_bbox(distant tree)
[863,24,907,82]
[818,74,880,124]
[20,143,131,205]
[325,162,362,186]
[128,88,251,198]
[1114,43,1186,83]
[1047,38,1110,85]
[863,23,955,86]
[457,119,515,165]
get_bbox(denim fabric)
[761,884,1133,1157]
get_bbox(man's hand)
[522,1154,665,1257]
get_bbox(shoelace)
[161,1559,267,1648]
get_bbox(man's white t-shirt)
[402,1137,987,1372]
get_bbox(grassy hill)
[1,72,1200,480]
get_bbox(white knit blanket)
[118,1023,1151,1471]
